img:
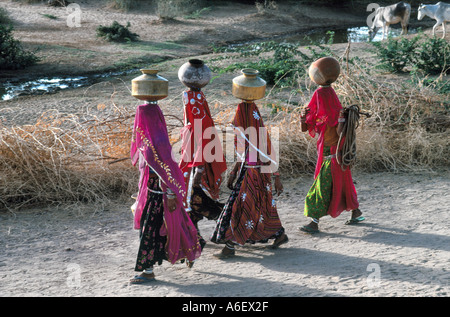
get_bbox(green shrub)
[96,21,139,43]
[217,41,303,86]
[224,58,300,86]
[212,38,334,87]
[40,13,58,20]
[410,69,450,94]
[372,34,449,75]
[0,24,39,70]
[372,35,419,73]
[413,36,450,75]
[0,7,13,25]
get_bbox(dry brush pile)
[0,103,137,211]
[1,55,448,211]
[271,53,449,175]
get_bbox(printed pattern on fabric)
[188,185,224,249]
[211,166,284,246]
[179,90,227,201]
[135,125,186,199]
[135,177,167,271]
[131,103,201,264]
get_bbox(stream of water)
[0,25,416,101]
[0,69,138,101]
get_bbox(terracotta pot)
[232,68,266,101]
[131,69,169,101]
[178,59,212,89]
[308,57,340,86]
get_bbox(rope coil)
[336,104,371,171]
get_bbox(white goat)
[369,2,411,40]
[418,2,450,38]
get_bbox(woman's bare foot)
[351,208,362,219]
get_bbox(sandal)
[214,251,235,259]
[345,216,365,225]
[300,225,319,234]
[213,246,235,259]
[271,233,289,249]
[130,273,155,284]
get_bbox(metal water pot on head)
[131,69,169,102]
[232,68,266,102]
[178,59,212,90]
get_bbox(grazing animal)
[418,2,450,38]
[369,2,411,40]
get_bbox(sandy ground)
[1,170,449,297]
[1,1,449,298]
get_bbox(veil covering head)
[131,103,201,264]
[305,86,342,177]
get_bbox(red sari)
[211,102,284,245]
[179,90,227,200]
[305,86,359,218]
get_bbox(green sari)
[304,146,333,219]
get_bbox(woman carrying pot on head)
[211,69,288,258]
[300,57,364,234]
[178,59,228,250]
[129,70,201,284]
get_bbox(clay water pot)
[178,59,212,89]
[131,69,169,101]
[232,68,266,101]
[308,57,340,86]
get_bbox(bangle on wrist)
[196,167,204,173]
[166,188,175,199]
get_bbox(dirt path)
[1,171,449,297]
[1,1,449,299]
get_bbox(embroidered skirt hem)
[211,166,284,246]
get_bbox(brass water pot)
[232,68,266,101]
[131,69,169,101]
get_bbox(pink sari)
[305,86,359,218]
[130,103,201,264]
